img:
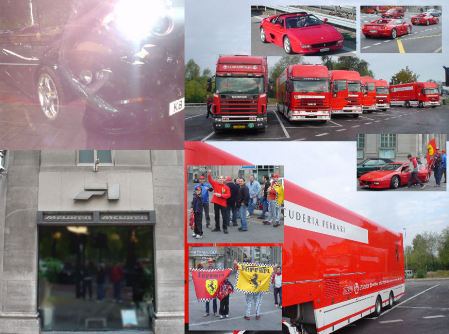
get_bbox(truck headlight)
[259,93,266,98]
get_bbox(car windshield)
[292,79,329,92]
[348,81,362,92]
[373,19,390,24]
[376,87,389,94]
[382,163,402,171]
[424,88,439,94]
[285,14,322,29]
[215,77,264,94]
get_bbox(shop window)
[380,134,396,148]
[38,226,154,330]
[78,150,113,165]
[379,149,395,159]
[357,134,365,159]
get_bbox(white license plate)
[169,97,185,116]
[320,48,330,52]
[369,30,377,33]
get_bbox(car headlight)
[114,0,174,42]
[337,39,343,44]
[302,45,311,48]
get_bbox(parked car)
[424,8,441,17]
[381,7,405,18]
[411,14,439,25]
[362,19,411,39]
[0,0,184,136]
[259,12,344,54]
[359,162,429,189]
[357,158,393,177]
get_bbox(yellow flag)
[236,263,274,293]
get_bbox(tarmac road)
[251,15,356,57]
[360,11,442,53]
[185,104,449,141]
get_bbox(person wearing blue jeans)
[442,150,447,183]
[432,148,443,187]
[225,177,239,227]
[244,292,263,320]
[246,175,261,216]
[236,178,250,232]
[204,258,218,316]
[258,175,270,220]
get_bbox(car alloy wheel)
[283,36,292,54]
[391,28,397,39]
[38,73,60,120]
[260,28,266,42]
[391,175,400,189]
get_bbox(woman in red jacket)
[207,169,231,234]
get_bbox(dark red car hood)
[287,24,342,44]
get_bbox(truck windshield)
[292,79,329,92]
[348,81,362,92]
[365,83,375,92]
[376,87,389,94]
[424,88,439,94]
[215,77,264,94]
[333,80,347,92]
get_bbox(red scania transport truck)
[389,82,440,108]
[375,80,390,111]
[283,181,405,334]
[207,55,268,132]
[361,77,377,112]
[329,70,363,117]
[276,65,331,122]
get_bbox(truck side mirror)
[206,78,212,92]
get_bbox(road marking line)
[315,133,328,137]
[434,46,442,53]
[423,315,446,319]
[336,128,346,132]
[384,40,391,42]
[362,46,371,49]
[352,125,360,128]
[190,309,280,326]
[201,132,215,141]
[272,110,290,139]
[364,122,372,124]
[295,138,306,141]
[374,120,380,122]
[374,42,381,45]
[399,306,449,311]
[185,114,205,120]
[329,120,343,127]
[378,284,440,318]
[401,34,441,41]
[379,319,403,324]
[397,39,405,53]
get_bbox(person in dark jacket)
[225,177,239,227]
[96,262,106,301]
[194,175,213,228]
[206,95,212,118]
[235,178,250,231]
[258,175,270,220]
[191,186,204,239]
[432,148,443,187]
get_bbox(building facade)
[0,150,184,334]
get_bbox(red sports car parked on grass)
[362,19,411,39]
[411,14,439,25]
[259,12,344,54]
[359,162,429,189]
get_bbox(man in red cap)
[194,175,213,228]
[225,177,239,227]
[208,170,231,233]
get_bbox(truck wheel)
[390,175,400,189]
[418,101,423,108]
[391,28,397,39]
[260,28,267,43]
[405,101,411,108]
[374,296,383,316]
[283,36,293,54]
[353,114,359,118]
[36,67,66,120]
[388,292,395,308]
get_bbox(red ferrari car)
[381,7,404,18]
[411,14,439,25]
[359,162,429,189]
[259,12,344,54]
[362,19,411,39]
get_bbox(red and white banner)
[191,269,232,301]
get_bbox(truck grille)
[220,94,258,114]
[295,98,329,111]
[311,41,337,48]
[376,97,387,103]
[347,97,360,106]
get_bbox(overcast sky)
[186,0,448,83]
[210,141,449,247]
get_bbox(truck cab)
[208,55,268,132]
[361,77,377,112]
[329,70,363,117]
[375,80,390,111]
[276,64,330,122]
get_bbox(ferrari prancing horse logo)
[206,279,218,295]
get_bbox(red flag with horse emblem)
[427,138,436,166]
[191,269,232,301]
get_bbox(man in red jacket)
[208,169,231,234]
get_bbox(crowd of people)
[190,170,284,239]
[407,148,446,189]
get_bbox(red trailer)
[329,70,363,117]
[276,65,330,122]
[361,77,377,112]
[283,181,405,334]
[390,82,440,108]
[375,80,390,111]
[207,55,268,132]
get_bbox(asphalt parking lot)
[251,14,356,56]
[360,12,442,53]
[0,79,184,149]
[185,104,449,141]
[335,279,449,334]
